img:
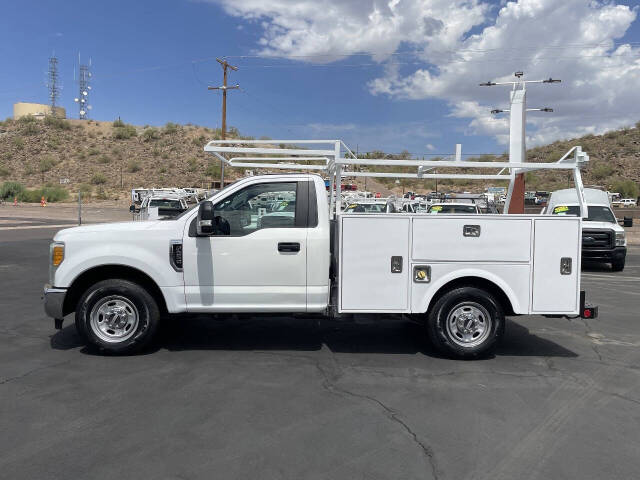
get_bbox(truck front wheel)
[426,286,504,359]
[75,279,160,354]
[611,258,625,272]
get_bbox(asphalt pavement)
[1,224,639,480]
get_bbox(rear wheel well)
[426,277,515,317]
[63,265,168,316]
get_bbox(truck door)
[182,180,311,312]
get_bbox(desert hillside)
[0,115,639,200]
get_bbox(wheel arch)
[62,264,168,316]
[424,275,516,318]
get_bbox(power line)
[222,41,640,60]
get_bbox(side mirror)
[197,201,215,236]
[129,204,136,212]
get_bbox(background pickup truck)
[44,174,596,358]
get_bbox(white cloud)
[426,143,436,151]
[210,0,488,61]
[208,0,640,147]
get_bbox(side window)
[212,182,297,236]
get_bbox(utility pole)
[481,71,560,213]
[208,58,239,188]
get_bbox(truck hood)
[53,220,170,241]
[582,220,623,232]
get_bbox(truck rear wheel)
[75,279,160,354]
[426,286,504,359]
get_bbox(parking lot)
[1,220,639,480]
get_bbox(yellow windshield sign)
[554,205,569,214]
[431,205,443,212]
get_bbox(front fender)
[54,245,181,289]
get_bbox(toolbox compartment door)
[532,218,581,313]
[412,217,531,262]
[340,216,410,311]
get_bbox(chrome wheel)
[446,302,492,348]
[89,296,139,343]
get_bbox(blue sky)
[1,0,639,156]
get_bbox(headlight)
[615,231,626,247]
[49,242,65,285]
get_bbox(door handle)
[278,242,300,252]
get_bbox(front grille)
[582,229,613,249]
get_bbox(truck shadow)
[50,316,577,359]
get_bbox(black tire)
[75,279,160,354]
[426,286,504,359]
[611,259,625,272]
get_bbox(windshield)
[345,203,386,213]
[551,205,616,223]
[428,204,477,214]
[149,199,184,209]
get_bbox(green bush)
[39,156,57,173]
[96,186,108,200]
[0,181,25,199]
[87,147,100,156]
[113,123,137,140]
[97,154,111,164]
[78,183,93,197]
[128,160,141,173]
[22,123,40,135]
[206,161,220,178]
[18,115,36,124]
[0,165,10,177]
[113,118,125,128]
[164,122,179,135]
[18,189,41,203]
[590,163,614,180]
[611,179,639,199]
[91,173,107,185]
[39,185,69,202]
[12,137,24,150]
[17,185,68,203]
[142,127,160,142]
[44,116,71,130]
[187,158,198,172]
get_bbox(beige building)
[13,102,66,119]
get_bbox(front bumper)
[582,246,626,263]
[43,284,67,326]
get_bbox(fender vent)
[170,241,183,271]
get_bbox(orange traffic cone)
[40,196,46,207]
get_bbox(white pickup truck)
[44,169,598,358]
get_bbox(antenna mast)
[47,56,60,117]
[74,54,92,120]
